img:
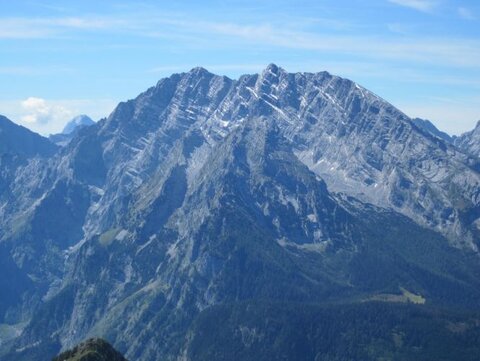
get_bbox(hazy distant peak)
[412,118,452,143]
[454,119,480,157]
[62,115,94,135]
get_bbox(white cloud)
[388,0,438,13]
[20,97,72,125]
[0,98,116,135]
[458,7,476,20]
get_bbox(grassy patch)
[99,228,121,247]
[0,321,27,343]
[400,287,426,304]
[367,287,426,305]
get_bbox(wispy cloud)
[387,23,416,35]
[388,0,438,13]
[288,60,480,88]
[0,16,125,39]
[458,7,476,20]
[2,12,480,71]
[129,15,480,69]
[195,21,480,68]
[0,66,74,75]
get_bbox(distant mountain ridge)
[1,65,480,361]
[49,115,95,146]
[410,117,480,159]
[455,120,480,157]
[412,117,453,143]
[0,115,57,158]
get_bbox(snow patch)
[136,234,156,255]
[307,213,317,222]
[276,237,330,254]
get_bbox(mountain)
[455,120,480,157]
[0,115,57,158]
[52,338,127,361]
[412,118,452,143]
[0,115,58,224]
[62,115,95,135]
[49,115,95,146]
[1,65,480,361]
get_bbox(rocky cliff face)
[455,121,480,158]
[1,65,480,361]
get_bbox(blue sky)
[0,0,479,135]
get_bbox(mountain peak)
[62,115,94,134]
[188,66,212,76]
[263,63,286,76]
[52,338,128,361]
